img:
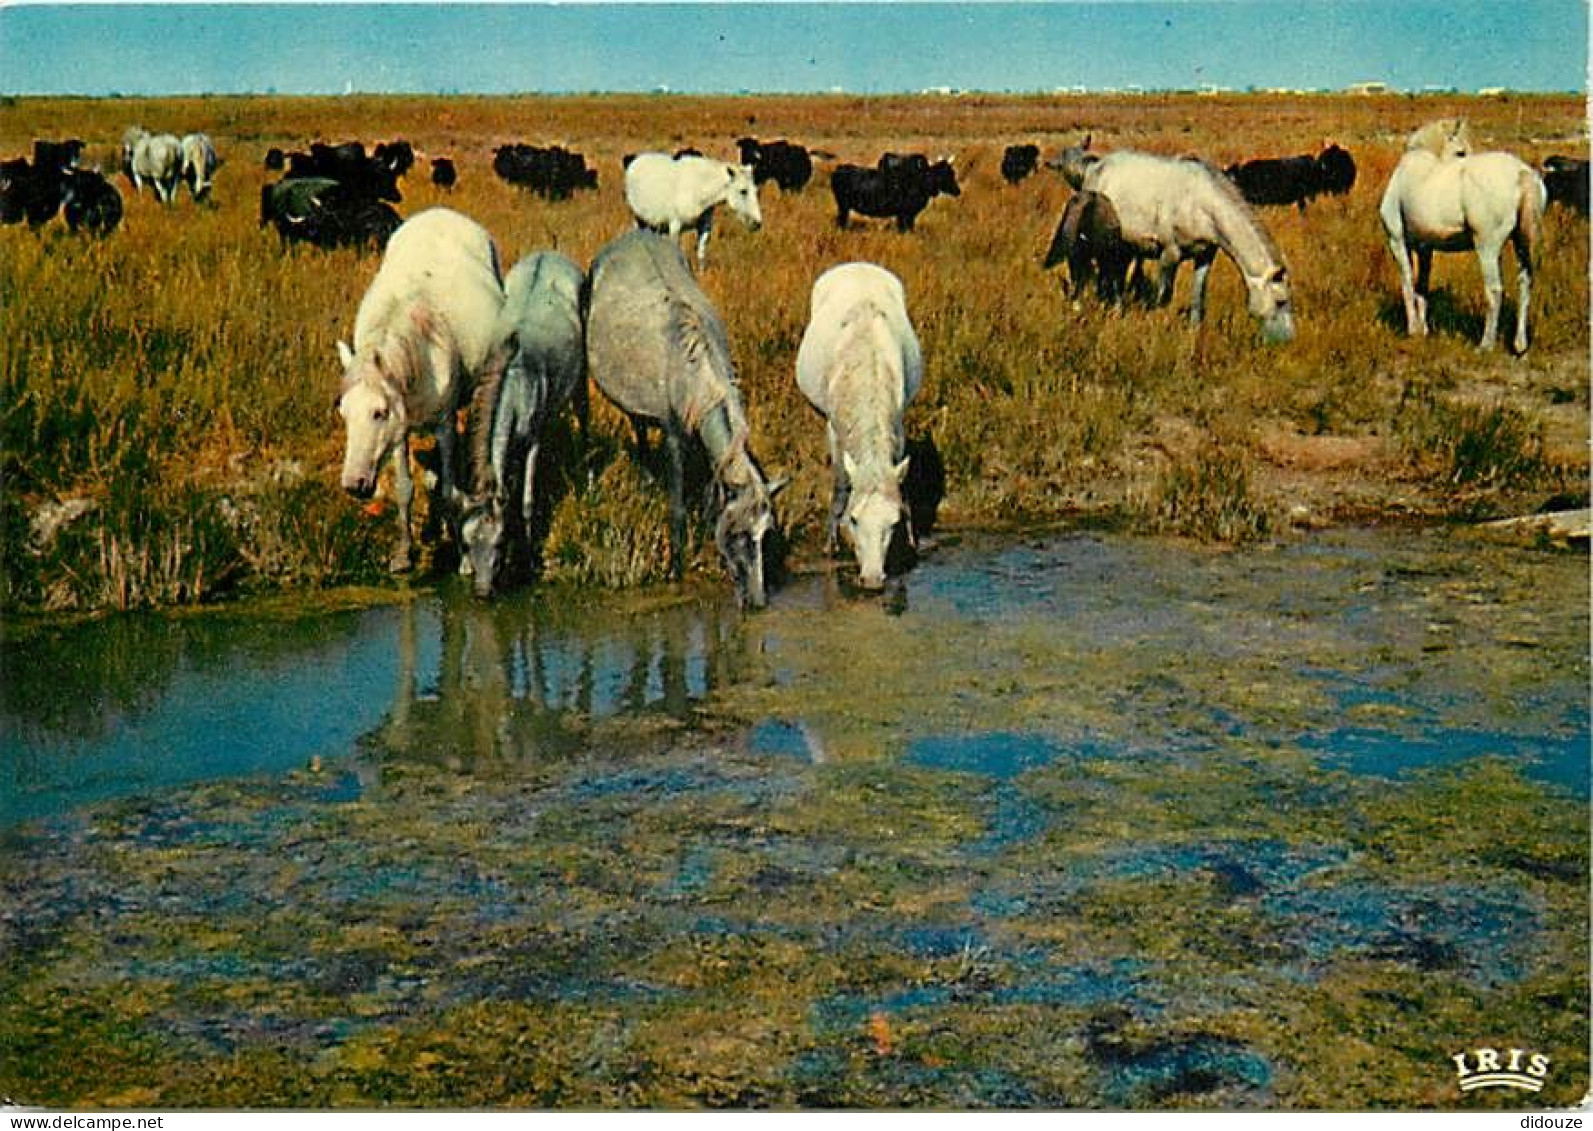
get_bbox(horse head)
[841,451,910,590]
[713,459,786,610]
[1048,136,1100,189]
[723,163,763,231]
[1244,264,1296,345]
[459,496,505,598]
[1406,118,1473,159]
[335,337,409,498]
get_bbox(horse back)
[587,231,733,427]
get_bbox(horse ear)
[337,340,355,369]
[1082,134,1092,150]
[893,456,911,484]
[766,475,789,499]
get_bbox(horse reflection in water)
[371,592,750,770]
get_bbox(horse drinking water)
[460,251,589,597]
[1075,148,1296,342]
[336,207,507,572]
[585,230,784,609]
[1378,118,1546,353]
[623,152,762,269]
[795,262,923,590]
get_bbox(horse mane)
[341,296,435,403]
[828,303,905,490]
[1190,157,1286,267]
[669,297,743,436]
[465,337,511,498]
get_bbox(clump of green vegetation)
[541,460,676,588]
[1397,386,1548,490]
[1139,441,1273,544]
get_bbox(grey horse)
[460,251,589,597]
[584,230,784,609]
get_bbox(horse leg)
[1474,240,1506,351]
[433,415,469,570]
[1188,248,1218,327]
[664,427,687,580]
[1509,227,1534,354]
[1384,230,1425,338]
[694,211,714,269]
[1155,250,1181,309]
[389,437,415,573]
[826,424,849,556]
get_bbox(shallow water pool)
[2,528,1587,1108]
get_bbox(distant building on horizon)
[1345,80,1393,95]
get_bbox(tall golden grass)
[2,93,1586,612]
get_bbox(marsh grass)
[1,93,1586,612]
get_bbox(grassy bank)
[2,93,1586,613]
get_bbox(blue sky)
[0,2,1586,96]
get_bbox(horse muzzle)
[341,474,377,500]
[1261,311,1296,345]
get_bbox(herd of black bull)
[5,131,1589,249]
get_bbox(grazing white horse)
[623,152,762,268]
[795,262,923,590]
[337,207,507,572]
[122,127,183,204]
[1081,150,1296,343]
[1379,118,1546,353]
[179,132,220,201]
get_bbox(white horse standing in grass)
[623,152,762,269]
[179,132,220,201]
[1081,149,1296,343]
[795,262,923,590]
[1379,118,1547,353]
[337,207,507,572]
[122,127,183,204]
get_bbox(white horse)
[337,207,507,572]
[1081,150,1296,343]
[121,127,183,204]
[1378,118,1546,353]
[623,152,762,269]
[179,132,220,201]
[795,262,924,590]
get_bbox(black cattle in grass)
[260,176,398,250]
[264,147,286,171]
[831,157,959,231]
[1001,143,1040,184]
[374,139,415,178]
[1316,143,1357,197]
[1225,144,1357,210]
[60,168,123,235]
[1043,190,1135,301]
[0,156,65,226]
[736,136,814,191]
[284,141,401,203]
[430,156,457,190]
[1542,156,1588,215]
[493,143,597,199]
[33,138,84,172]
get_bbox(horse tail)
[1515,166,1545,271]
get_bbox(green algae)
[0,529,1586,1109]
